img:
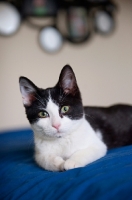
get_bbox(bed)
[0,128,132,200]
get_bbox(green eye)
[61,106,70,114]
[38,111,48,118]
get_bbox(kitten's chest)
[35,135,81,160]
[46,137,78,159]
[35,119,98,159]
[57,137,74,159]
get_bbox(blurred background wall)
[0,0,132,131]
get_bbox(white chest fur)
[33,119,107,171]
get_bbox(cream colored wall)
[0,0,132,131]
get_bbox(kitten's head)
[19,65,84,139]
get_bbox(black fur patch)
[25,86,83,123]
[84,104,132,149]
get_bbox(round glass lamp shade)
[0,2,21,36]
[39,27,63,53]
[94,11,114,34]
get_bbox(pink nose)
[52,124,60,130]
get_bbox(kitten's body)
[84,105,132,149]
[19,65,132,171]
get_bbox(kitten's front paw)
[64,159,82,170]
[53,156,65,171]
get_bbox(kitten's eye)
[38,111,49,118]
[61,106,70,114]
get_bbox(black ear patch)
[19,77,37,106]
[57,65,79,95]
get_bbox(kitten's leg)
[64,145,107,170]
[35,153,65,171]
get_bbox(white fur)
[32,98,107,171]
[96,130,103,141]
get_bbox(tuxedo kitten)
[19,65,132,171]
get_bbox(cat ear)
[57,65,79,95]
[19,77,37,106]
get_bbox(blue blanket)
[0,129,132,200]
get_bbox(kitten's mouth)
[56,131,63,138]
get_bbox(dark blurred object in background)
[0,0,117,53]
[22,0,58,17]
